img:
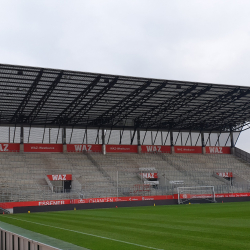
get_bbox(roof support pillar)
[102,128,106,155]
[137,129,141,154]
[201,131,206,154]
[170,130,174,154]
[62,127,67,153]
[230,129,235,154]
[85,128,88,145]
[20,126,24,153]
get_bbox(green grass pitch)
[1,202,250,250]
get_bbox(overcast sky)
[0,0,249,151]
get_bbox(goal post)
[177,186,216,204]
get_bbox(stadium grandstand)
[0,63,250,213]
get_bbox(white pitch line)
[6,217,164,250]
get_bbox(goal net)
[177,186,216,204]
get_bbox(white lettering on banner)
[52,174,67,181]
[74,145,82,152]
[217,172,233,178]
[109,146,132,151]
[89,198,114,203]
[177,148,194,152]
[78,199,86,203]
[31,146,55,150]
[209,147,223,154]
[0,144,9,152]
[146,146,161,152]
[38,200,65,206]
[74,145,92,152]
[142,173,157,179]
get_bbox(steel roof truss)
[71,77,119,125]
[52,75,101,125]
[10,69,43,123]
[26,71,63,124]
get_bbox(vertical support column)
[102,128,106,155]
[137,129,141,154]
[20,126,24,153]
[189,131,192,146]
[49,128,51,144]
[170,130,174,154]
[230,129,235,154]
[86,128,88,145]
[201,131,206,154]
[62,127,67,153]
[161,131,163,145]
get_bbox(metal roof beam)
[10,69,43,123]
[136,84,199,127]
[111,81,168,127]
[26,71,63,124]
[197,88,250,122]
[171,87,245,129]
[70,77,118,125]
[88,79,152,126]
[146,85,213,128]
[52,75,101,125]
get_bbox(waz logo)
[52,174,67,180]
[74,144,92,152]
[208,147,223,154]
[0,144,9,152]
[146,146,162,152]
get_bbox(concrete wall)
[0,228,59,250]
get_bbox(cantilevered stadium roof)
[0,63,249,132]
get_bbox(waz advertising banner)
[174,146,202,154]
[24,144,63,153]
[205,146,231,154]
[67,144,102,153]
[141,145,171,153]
[47,174,72,181]
[0,143,20,152]
[106,145,138,153]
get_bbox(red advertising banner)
[0,143,20,152]
[0,195,171,209]
[181,192,250,199]
[106,145,138,153]
[179,194,214,199]
[216,172,233,178]
[215,193,250,198]
[174,192,250,200]
[0,199,70,209]
[141,145,171,153]
[47,174,72,181]
[71,195,171,204]
[140,173,158,179]
[67,144,102,153]
[24,144,63,153]
[174,146,202,154]
[1,193,250,209]
[205,146,231,154]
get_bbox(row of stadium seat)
[0,152,250,202]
